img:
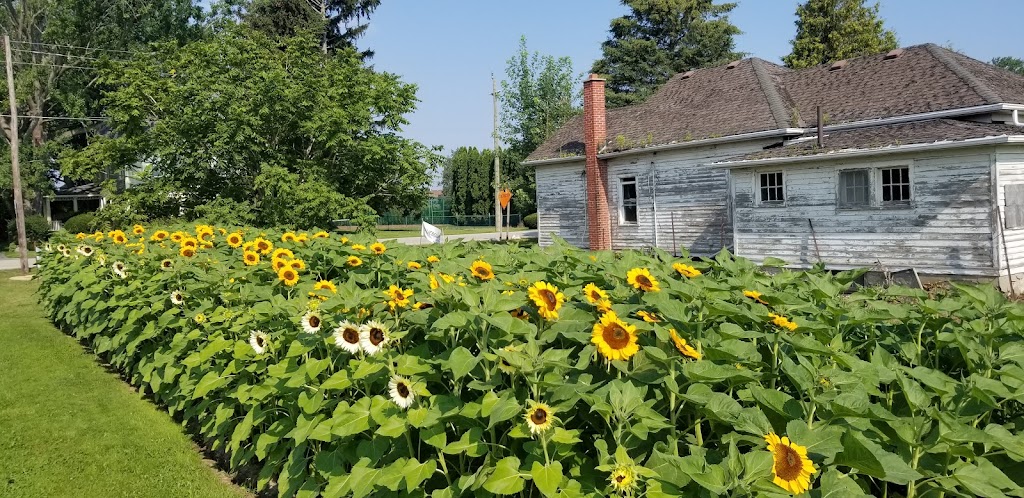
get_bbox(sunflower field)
[35,225,1024,497]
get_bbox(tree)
[499,36,580,214]
[442,147,497,218]
[992,56,1024,76]
[215,0,379,55]
[591,0,742,108]
[784,0,898,69]
[63,26,436,228]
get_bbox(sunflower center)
[370,328,385,345]
[602,323,630,349]
[774,444,804,481]
[308,316,321,328]
[589,290,600,301]
[256,336,265,347]
[637,275,651,287]
[531,408,548,425]
[396,382,410,397]
[342,327,359,343]
[615,474,626,483]
[539,289,557,309]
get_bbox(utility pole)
[320,0,329,54]
[4,35,28,275]
[492,76,501,235]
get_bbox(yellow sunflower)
[407,261,422,270]
[582,283,608,304]
[429,273,440,290]
[271,258,287,272]
[384,285,414,309]
[672,262,702,278]
[281,232,298,243]
[470,260,494,281]
[76,232,87,240]
[253,237,273,255]
[744,289,767,304]
[596,299,613,314]
[278,267,299,286]
[527,281,564,321]
[271,248,294,261]
[669,328,702,360]
[765,433,816,495]
[313,280,338,294]
[347,255,363,267]
[427,255,440,264]
[111,230,128,244]
[289,259,306,271]
[524,401,556,436]
[312,231,329,239]
[170,231,185,243]
[243,251,260,266]
[150,230,169,242]
[226,232,244,248]
[768,312,798,332]
[181,237,199,250]
[626,268,660,292]
[370,242,386,255]
[636,310,660,323]
[296,232,309,243]
[179,247,196,258]
[351,243,366,251]
[339,236,349,245]
[609,464,640,496]
[592,311,639,361]
[132,224,145,235]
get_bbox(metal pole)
[492,76,501,234]
[4,35,28,275]
[816,106,824,148]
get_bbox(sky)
[354,0,1024,156]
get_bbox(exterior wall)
[993,146,1024,290]
[535,160,588,248]
[732,149,997,276]
[604,139,778,255]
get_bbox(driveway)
[0,254,36,271]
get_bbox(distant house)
[525,44,1024,289]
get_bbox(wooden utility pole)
[492,76,501,234]
[4,35,29,274]
[320,0,328,54]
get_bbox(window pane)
[839,170,869,206]
[624,205,637,223]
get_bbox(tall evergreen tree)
[224,0,379,55]
[783,0,898,69]
[591,0,742,108]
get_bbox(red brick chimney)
[583,74,612,250]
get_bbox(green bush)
[62,212,97,234]
[6,214,51,245]
[523,212,538,229]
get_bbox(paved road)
[0,256,36,271]
[382,230,537,246]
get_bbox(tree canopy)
[783,0,898,69]
[591,0,742,108]
[993,57,1024,76]
[442,147,499,218]
[215,0,379,55]
[63,26,435,228]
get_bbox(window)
[839,169,870,207]
[1006,184,1024,229]
[759,172,784,204]
[620,177,637,223]
[881,166,911,203]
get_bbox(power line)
[9,39,148,56]
[0,114,108,121]
[12,60,95,71]
[9,47,127,63]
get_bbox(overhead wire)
[9,48,128,63]
[9,39,148,56]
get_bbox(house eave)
[523,155,585,167]
[820,103,1024,133]
[717,135,1024,169]
[594,128,806,160]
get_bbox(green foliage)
[442,147,499,218]
[784,0,898,69]
[992,56,1024,76]
[523,213,538,229]
[191,198,258,227]
[62,212,98,234]
[242,0,380,56]
[7,215,50,245]
[64,26,436,228]
[591,0,742,108]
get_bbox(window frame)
[878,165,913,205]
[756,170,786,206]
[837,168,871,209]
[619,176,638,225]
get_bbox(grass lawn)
[0,270,250,498]
[375,225,529,239]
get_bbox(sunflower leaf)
[483,456,526,495]
[530,461,563,497]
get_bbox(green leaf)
[443,427,487,457]
[488,394,521,429]
[192,371,228,399]
[483,456,526,495]
[531,461,563,497]
[834,431,921,484]
[403,458,437,493]
[447,346,479,380]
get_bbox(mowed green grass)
[0,270,250,498]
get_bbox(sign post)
[499,189,512,241]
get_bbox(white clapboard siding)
[994,149,1024,274]
[733,150,999,275]
[535,161,588,248]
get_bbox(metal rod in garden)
[492,76,501,234]
[4,35,29,275]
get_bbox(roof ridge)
[750,58,795,129]
[924,43,1002,103]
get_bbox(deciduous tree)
[783,0,898,69]
[992,56,1024,76]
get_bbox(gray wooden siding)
[732,151,997,276]
[994,148,1024,274]
[535,161,588,248]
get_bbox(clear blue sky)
[356,0,1024,156]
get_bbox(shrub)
[523,212,538,229]
[34,226,1024,497]
[62,212,97,234]
[6,214,51,245]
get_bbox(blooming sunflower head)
[524,401,556,436]
[288,259,306,271]
[271,248,294,261]
[347,255,363,267]
[249,330,270,355]
[76,245,94,257]
[313,280,337,294]
[608,464,640,497]
[170,290,184,305]
[636,310,660,323]
[160,259,174,271]
[744,289,767,304]
[339,236,349,245]
[179,246,196,258]
[351,243,366,251]
[226,232,244,248]
[170,232,184,243]
[669,328,702,360]
[312,231,329,239]
[76,232,87,240]
[281,232,297,243]
[765,433,816,495]
[253,237,273,255]
[388,375,415,409]
[672,262,702,278]
[301,310,323,334]
[626,268,660,292]
[582,283,608,304]
[278,267,299,286]
[427,255,440,264]
[383,285,414,309]
[111,231,128,244]
[359,320,390,355]
[194,313,206,324]
[151,230,169,242]
[592,311,639,362]
[527,281,564,321]
[180,237,199,250]
[768,312,798,332]
[369,242,386,255]
[243,251,260,266]
[333,321,362,354]
[132,224,145,235]
[470,260,494,281]
[407,261,422,270]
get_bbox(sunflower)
[413,302,432,310]
[301,310,323,334]
[636,310,660,323]
[626,268,660,292]
[160,259,174,271]
[278,267,299,286]
[76,232,87,240]
[407,261,422,270]
[312,231,329,239]
[296,233,309,243]
[253,237,273,255]
[150,230,169,242]
[313,280,338,294]
[596,299,613,314]
[180,237,199,250]
[339,236,349,245]
[112,261,127,279]
[527,281,564,321]
[364,241,385,255]
[170,232,185,243]
[271,258,288,272]
[76,245,94,256]
[178,246,195,258]
[388,375,415,409]
[243,251,260,266]
[672,262,702,278]
[384,285,414,309]
[351,243,366,251]
[110,230,128,244]
[427,255,440,264]
[249,330,270,355]
[288,259,306,271]
[470,260,494,281]
[765,433,816,494]
[132,224,145,235]
[768,312,798,332]
[60,247,71,257]
[333,321,362,354]
[359,320,390,355]
[281,232,298,243]
[271,248,294,261]
[347,255,363,267]
[226,232,244,248]
[194,313,206,324]
[743,289,767,304]
[591,311,639,362]
[609,464,640,497]
[669,328,702,360]
[429,273,439,290]
[524,401,556,436]
[170,290,185,306]
[582,283,608,304]
[439,273,455,284]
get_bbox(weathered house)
[525,44,1024,288]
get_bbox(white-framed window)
[620,176,638,224]
[880,166,911,203]
[838,169,870,207]
[758,171,785,205]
